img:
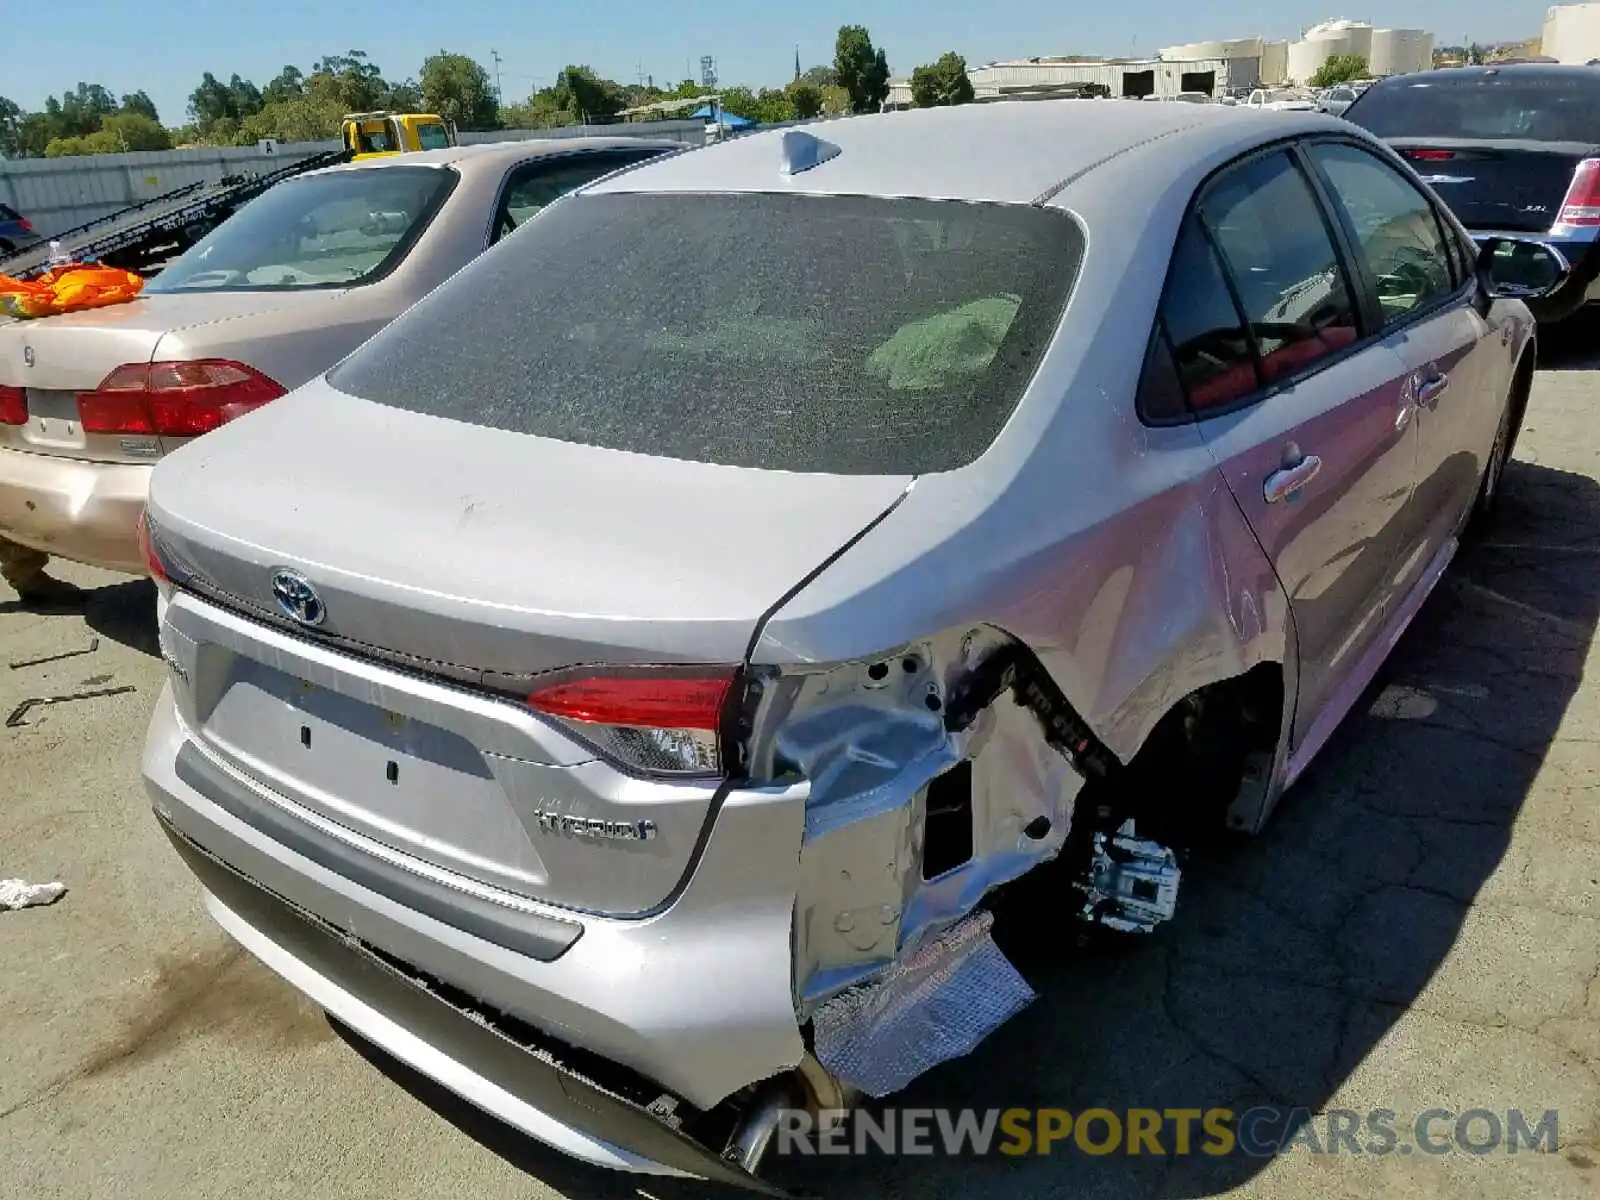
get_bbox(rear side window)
[1307,142,1457,325]
[1156,216,1258,412]
[1200,151,1360,385]
[496,151,668,238]
[329,192,1083,475]
[0,204,19,221]
[1347,74,1600,141]
[415,122,452,150]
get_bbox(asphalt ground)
[1,334,1597,1199]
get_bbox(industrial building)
[1543,2,1600,63]
[889,18,1436,108]
[885,55,1238,108]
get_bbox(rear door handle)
[1264,454,1323,504]
[1416,372,1449,406]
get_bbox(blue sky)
[9,0,1555,124]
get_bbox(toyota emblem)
[270,568,326,627]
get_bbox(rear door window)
[1306,141,1458,325]
[1200,151,1361,385]
[329,192,1083,475]
[1153,215,1259,413]
[0,204,19,222]
[493,150,672,240]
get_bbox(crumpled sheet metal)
[0,878,67,911]
[782,701,957,842]
[811,910,1035,1098]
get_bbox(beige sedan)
[0,136,679,596]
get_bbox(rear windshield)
[1347,74,1600,141]
[0,204,20,221]
[328,192,1082,475]
[146,166,456,293]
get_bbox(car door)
[490,148,673,243]
[1303,138,1502,587]
[1167,147,1421,754]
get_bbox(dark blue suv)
[0,203,42,259]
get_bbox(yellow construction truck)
[341,112,457,160]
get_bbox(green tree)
[383,78,424,110]
[187,71,262,139]
[834,25,890,113]
[1308,53,1369,88]
[787,81,824,119]
[800,65,838,90]
[300,51,392,112]
[45,113,170,156]
[910,52,974,107]
[237,97,345,144]
[419,52,500,130]
[118,90,161,122]
[262,66,306,106]
[552,65,625,122]
[0,96,23,158]
[820,84,852,117]
[18,112,54,157]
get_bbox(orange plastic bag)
[0,263,145,320]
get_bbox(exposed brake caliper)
[942,643,1182,935]
[1076,821,1181,934]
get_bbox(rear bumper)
[160,824,787,1193]
[0,447,149,573]
[142,684,807,1179]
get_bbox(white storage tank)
[1544,2,1600,64]
[1261,40,1291,84]
[1369,28,1434,76]
[1288,18,1375,84]
[1158,37,1264,61]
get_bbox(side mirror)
[1477,236,1570,300]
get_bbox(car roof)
[1369,64,1600,87]
[308,136,681,178]
[588,101,1344,204]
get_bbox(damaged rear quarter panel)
[745,185,1293,1011]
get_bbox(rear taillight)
[0,384,25,426]
[1558,158,1600,226]
[526,669,738,776]
[17,217,32,232]
[136,510,168,583]
[1404,148,1456,161]
[77,360,286,437]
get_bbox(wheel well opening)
[1100,662,1286,845]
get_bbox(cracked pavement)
[1,348,1598,1199]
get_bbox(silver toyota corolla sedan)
[0,137,678,592]
[140,102,1565,1189]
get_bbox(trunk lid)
[1387,137,1596,232]
[0,292,335,464]
[148,379,911,916]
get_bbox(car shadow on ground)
[328,456,1600,1200]
[82,578,159,657]
[1536,310,1600,372]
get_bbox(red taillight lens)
[526,670,737,776]
[17,217,32,232]
[1405,148,1456,161]
[1558,158,1600,226]
[77,359,287,437]
[136,510,168,583]
[0,384,25,426]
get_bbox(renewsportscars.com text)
[775,1106,1560,1158]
